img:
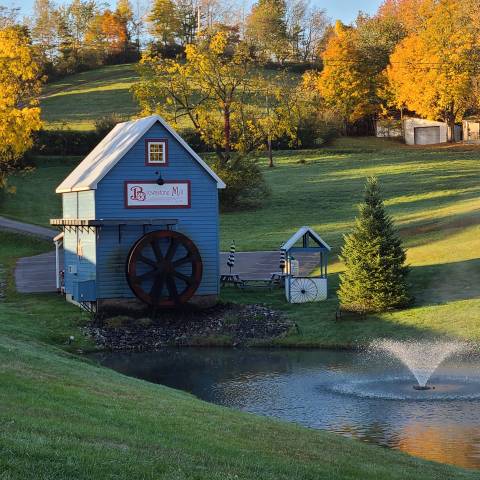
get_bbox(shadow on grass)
[410,258,480,306]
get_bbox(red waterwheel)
[126,230,203,307]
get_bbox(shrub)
[94,113,127,139]
[31,129,101,156]
[179,128,209,152]
[338,177,411,314]
[211,155,270,212]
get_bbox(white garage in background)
[403,117,448,145]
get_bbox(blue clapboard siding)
[62,191,96,219]
[95,121,219,299]
[62,190,97,300]
[62,228,97,299]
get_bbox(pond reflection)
[92,348,480,469]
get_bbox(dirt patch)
[86,303,294,351]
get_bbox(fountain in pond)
[371,339,470,390]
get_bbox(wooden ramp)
[15,251,61,293]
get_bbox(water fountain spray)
[371,339,469,390]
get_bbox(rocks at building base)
[86,303,293,351]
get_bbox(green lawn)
[1,139,480,347]
[41,64,140,130]
[0,231,474,479]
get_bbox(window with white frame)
[147,140,167,164]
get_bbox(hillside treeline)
[0,0,330,80]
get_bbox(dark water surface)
[93,348,480,469]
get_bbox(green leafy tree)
[30,0,59,62]
[57,0,98,70]
[338,177,410,314]
[148,0,181,46]
[245,0,289,62]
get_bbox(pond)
[93,348,480,469]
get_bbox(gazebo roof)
[281,226,331,252]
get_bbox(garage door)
[414,126,440,145]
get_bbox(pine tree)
[338,177,410,314]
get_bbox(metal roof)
[281,226,331,251]
[56,115,226,193]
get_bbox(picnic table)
[220,272,285,289]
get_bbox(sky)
[13,0,383,24]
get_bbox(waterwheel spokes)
[165,238,179,261]
[126,230,203,308]
[150,272,166,299]
[138,255,156,268]
[173,254,193,267]
[174,271,194,285]
[166,275,179,302]
[150,239,164,262]
[134,269,157,283]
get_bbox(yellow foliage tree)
[0,27,42,189]
[386,0,480,140]
[316,21,377,132]
[134,30,294,165]
[378,0,436,33]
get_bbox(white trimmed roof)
[56,115,226,193]
[281,226,331,251]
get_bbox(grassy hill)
[41,64,140,130]
[40,63,301,131]
[0,230,474,479]
[1,138,480,347]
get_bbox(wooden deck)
[14,250,320,294]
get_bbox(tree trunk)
[224,103,231,163]
[267,136,273,167]
[447,117,456,143]
[446,105,456,143]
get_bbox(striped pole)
[227,240,235,273]
[279,248,286,273]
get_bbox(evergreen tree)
[148,0,181,47]
[338,177,410,314]
[245,0,289,62]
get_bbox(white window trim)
[148,141,167,164]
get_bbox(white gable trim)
[56,115,225,193]
[281,226,331,251]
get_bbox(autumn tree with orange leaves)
[87,10,128,56]
[386,0,480,141]
[315,21,379,133]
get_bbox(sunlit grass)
[41,64,140,130]
[0,231,473,479]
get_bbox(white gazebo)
[281,226,331,303]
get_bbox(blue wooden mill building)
[51,115,225,312]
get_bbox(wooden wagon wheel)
[289,278,318,303]
[126,230,202,307]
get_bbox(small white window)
[147,141,167,164]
